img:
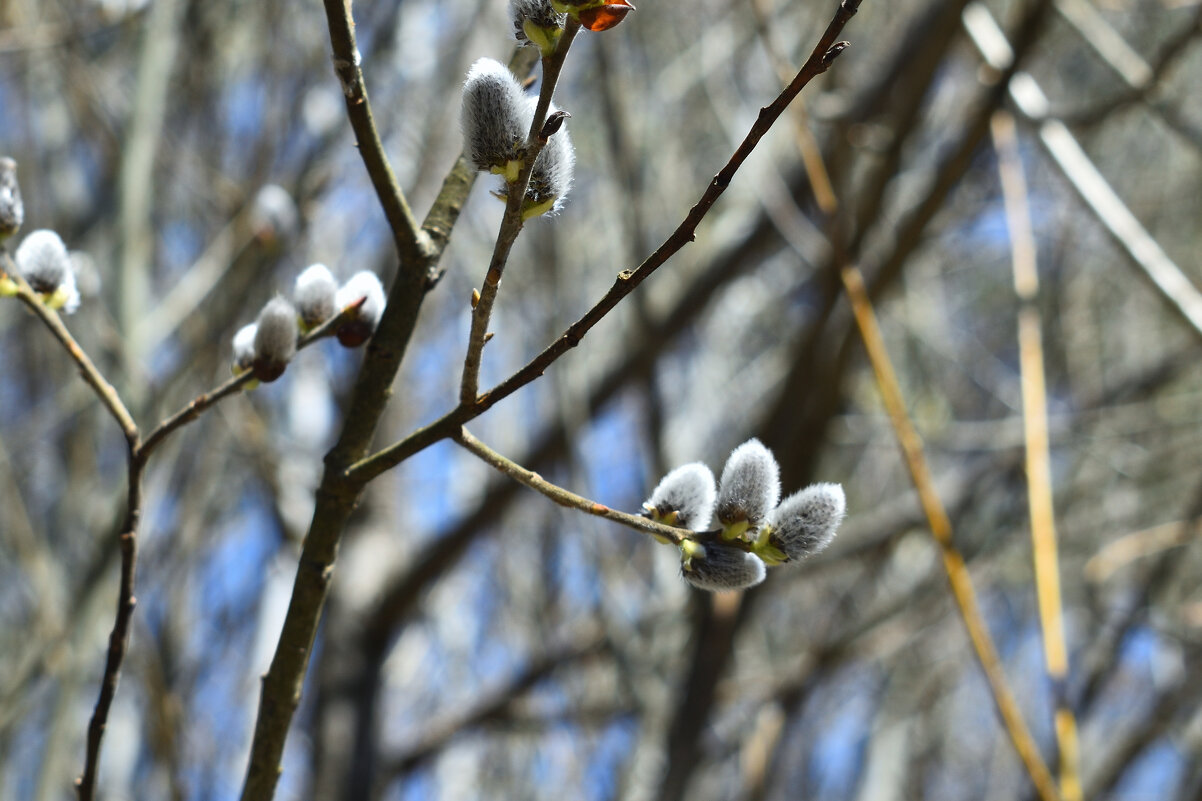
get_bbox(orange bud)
[578,0,633,31]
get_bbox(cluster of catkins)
[643,439,846,592]
[231,265,385,384]
[463,0,637,218]
[461,56,576,221]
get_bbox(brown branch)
[840,264,1061,801]
[460,20,581,405]
[454,427,695,546]
[75,462,143,801]
[321,0,432,264]
[349,0,862,484]
[138,303,357,460]
[0,261,144,801]
[6,265,138,444]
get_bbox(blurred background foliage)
[2,0,1202,799]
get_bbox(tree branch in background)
[992,110,1081,801]
[962,2,1202,341]
[841,265,1061,801]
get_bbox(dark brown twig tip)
[822,41,851,67]
[539,110,571,141]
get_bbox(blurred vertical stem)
[992,110,1082,801]
[840,265,1061,801]
[747,0,838,215]
[118,0,181,383]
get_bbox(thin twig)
[76,463,143,801]
[992,111,1081,801]
[748,0,838,215]
[455,427,695,545]
[6,267,138,443]
[840,265,1061,801]
[460,20,581,405]
[139,300,358,459]
[1084,519,1202,584]
[350,0,862,484]
[140,372,253,459]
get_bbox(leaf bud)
[715,438,780,540]
[680,539,766,592]
[0,157,23,241]
[252,297,298,382]
[232,323,258,374]
[14,229,79,313]
[510,0,566,56]
[334,270,385,347]
[550,0,634,31]
[523,101,575,220]
[462,58,529,180]
[761,483,845,563]
[643,462,716,534]
[293,263,338,331]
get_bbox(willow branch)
[840,265,1061,801]
[350,0,862,484]
[138,300,363,459]
[6,268,137,443]
[75,463,143,801]
[322,0,432,264]
[455,427,694,545]
[2,265,150,801]
[460,20,581,405]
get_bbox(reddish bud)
[578,0,633,31]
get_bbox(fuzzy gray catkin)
[526,100,575,215]
[253,297,298,381]
[334,270,385,347]
[14,229,79,313]
[767,483,846,561]
[15,230,70,294]
[644,463,716,532]
[233,323,258,373]
[0,157,23,240]
[461,58,528,175]
[293,263,338,330]
[715,438,781,531]
[681,541,766,592]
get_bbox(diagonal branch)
[455,427,693,545]
[349,0,863,484]
[5,264,138,444]
[841,264,1061,801]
